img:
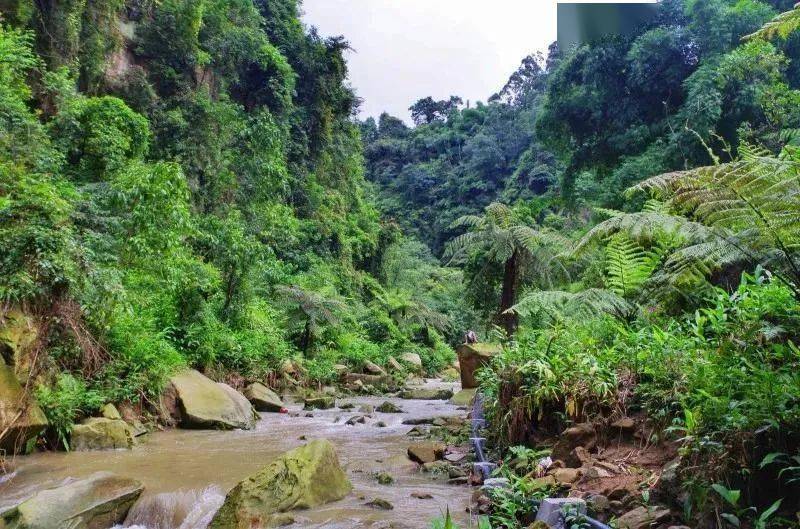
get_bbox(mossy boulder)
[399,388,453,400]
[0,310,38,384]
[399,352,423,372]
[0,363,47,454]
[100,403,122,420]
[449,388,477,407]
[304,396,335,410]
[71,418,135,451]
[168,369,256,430]
[209,439,352,529]
[1,471,142,529]
[375,401,403,413]
[243,382,284,412]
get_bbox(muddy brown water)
[0,380,476,529]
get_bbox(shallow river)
[0,380,475,529]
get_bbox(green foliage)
[52,96,151,179]
[35,374,103,450]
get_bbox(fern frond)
[605,233,656,297]
[744,3,800,41]
[509,288,634,321]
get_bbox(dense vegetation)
[363,1,800,527]
[0,0,468,448]
[2,0,800,527]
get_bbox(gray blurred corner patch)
[558,2,660,50]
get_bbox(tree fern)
[744,3,800,41]
[629,146,800,297]
[508,288,634,322]
[605,233,660,298]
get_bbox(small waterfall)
[117,486,225,529]
[470,392,497,480]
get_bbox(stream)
[0,380,474,529]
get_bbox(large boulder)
[168,370,256,430]
[407,442,445,464]
[209,440,352,529]
[0,363,48,454]
[399,353,423,372]
[1,471,142,529]
[243,383,284,412]
[456,343,500,389]
[71,418,135,451]
[399,388,453,400]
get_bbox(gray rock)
[1,471,142,529]
[243,382,284,412]
[71,418,135,451]
[535,498,586,529]
[616,506,672,529]
[365,498,394,510]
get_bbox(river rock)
[243,382,284,412]
[455,343,500,389]
[364,361,386,376]
[168,370,255,430]
[399,353,423,372]
[344,373,387,386]
[71,418,134,451]
[407,442,445,464]
[535,498,586,528]
[440,367,460,381]
[376,471,394,485]
[304,396,335,410]
[387,356,404,372]
[100,403,122,420]
[365,498,394,510]
[551,423,596,466]
[345,415,367,426]
[616,506,671,529]
[333,364,349,376]
[375,401,402,413]
[0,471,142,529]
[399,388,453,400]
[449,388,477,407]
[0,363,48,454]
[209,440,352,529]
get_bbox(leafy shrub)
[36,374,103,450]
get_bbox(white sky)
[301,1,656,122]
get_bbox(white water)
[115,486,225,529]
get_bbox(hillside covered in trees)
[0,0,469,447]
[2,0,800,528]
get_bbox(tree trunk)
[498,249,519,336]
[301,320,312,354]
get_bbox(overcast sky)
[302,1,655,123]
[301,0,557,122]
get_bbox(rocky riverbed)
[0,379,475,529]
